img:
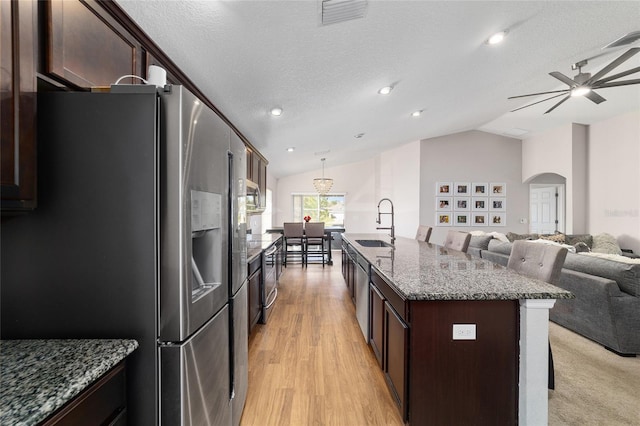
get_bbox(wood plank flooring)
[240,258,403,426]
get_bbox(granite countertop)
[247,233,282,263]
[342,233,574,301]
[0,339,138,425]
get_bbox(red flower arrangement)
[303,215,311,223]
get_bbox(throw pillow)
[566,234,594,248]
[540,233,566,244]
[469,235,493,250]
[592,233,622,255]
[506,232,539,242]
[573,242,591,253]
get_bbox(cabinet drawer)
[41,361,127,425]
[370,269,407,323]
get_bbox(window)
[292,193,345,226]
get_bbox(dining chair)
[283,222,305,267]
[304,222,326,267]
[443,230,471,253]
[507,240,568,390]
[415,225,432,242]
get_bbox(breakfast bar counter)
[0,339,138,425]
[342,233,573,426]
[342,233,573,301]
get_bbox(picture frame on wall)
[436,182,452,195]
[490,213,507,226]
[472,182,488,195]
[436,197,452,211]
[489,197,506,211]
[455,213,469,226]
[472,213,488,226]
[454,197,470,210]
[472,197,488,211]
[437,213,452,226]
[454,182,470,196]
[490,182,507,196]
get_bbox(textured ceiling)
[116,1,640,178]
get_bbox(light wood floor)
[240,257,403,426]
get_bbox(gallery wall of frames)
[436,182,506,227]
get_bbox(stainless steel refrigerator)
[0,85,248,425]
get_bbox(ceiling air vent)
[321,0,368,26]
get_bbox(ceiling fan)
[509,47,640,114]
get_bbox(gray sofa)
[470,236,640,356]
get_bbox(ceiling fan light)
[487,31,507,45]
[571,86,591,97]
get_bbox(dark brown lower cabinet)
[369,268,519,425]
[384,301,408,421]
[40,361,127,425]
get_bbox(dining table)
[266,225,346,265]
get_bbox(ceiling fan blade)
[593,78,640,89]
[585,47,640,85]
[544,95,571,114]
[508,89,570,99]
[595,66,640,84]
[549,71,577,86]
[510,92,568,112]
[584,90,606,104]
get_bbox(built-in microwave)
[246,180,265,213]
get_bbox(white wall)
[587,110,640,252]
[274,141,421,238]
[522,123,589,234]
[420,130,529,244]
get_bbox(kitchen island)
[342,233,573,426]
[0,339,138,425]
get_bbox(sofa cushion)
[469,235,493,250]
[487,239,513,255]
[566,234,594,248]
[592,233,622,255]
[563,252,640,297]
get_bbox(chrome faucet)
[376,198,395,244]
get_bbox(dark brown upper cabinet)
[44,0,145,88]
[1,0,38,212]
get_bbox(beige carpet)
[548,322,640,425]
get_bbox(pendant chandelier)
[313,158,333,195]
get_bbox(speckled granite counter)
[247,233,282,263]
[342,233,573,301]
[0,339,138,425]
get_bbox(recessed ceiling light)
[354,133,365,138]
[270,107,283,116]
[486,31,507,45]
[286,147,295,152]
[378,86,393,95]
[411,110,422,117]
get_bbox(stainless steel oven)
[260,240,280,323]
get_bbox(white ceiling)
[116,1,640,178]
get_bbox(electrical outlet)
[452,324,476,340]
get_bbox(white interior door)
[529,186,558,234]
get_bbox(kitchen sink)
[355,239,393,248]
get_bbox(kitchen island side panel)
[409,300,519,425]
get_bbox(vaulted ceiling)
[116,1,640,178]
